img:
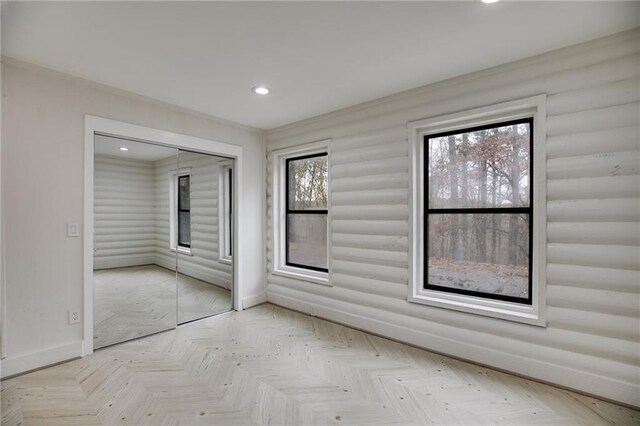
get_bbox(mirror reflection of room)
[93,135,233,349]
[175,149,233,324]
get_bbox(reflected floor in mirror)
[94,265,231,349]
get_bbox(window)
[219,163,233,263]
[178,175,191,248]
[408,96,546,326]
[226,167,233,257]
[286,154,328,272]
[425,118,532,304]
[169,169,192,254]
[271,141,331,284]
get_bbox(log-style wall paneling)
[94,153,231,289]
[154,152,232,289]
[94,155,156,269]
[265,29,640,406]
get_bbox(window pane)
[426,213,530,299]
[288,155,328,210]
[178,211,191,246]
[179,175,190,210]
[287,213,327,269]
[427,121,530,209]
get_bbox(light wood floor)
[94,265,231,348]
[2,304,637,425]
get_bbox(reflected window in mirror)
[178,175,191,248]
[170,169,192,254]
[219,163,233,263]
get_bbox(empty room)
[0,1,639,425]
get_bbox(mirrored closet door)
[93,136,179,349]
[176,150,233,323]
[93,135,234,349]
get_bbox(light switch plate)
[67,222,80,237]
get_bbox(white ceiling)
[95,134,230,161]
[2,2,638,129]
[94,134,178,161]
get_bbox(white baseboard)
[0,341,83,378]
[154,258,177,272]
[178,264,230,290]
[243,292,267,309]
[93,257,155,270]
[154,260,229,290]
[267,292,640,408]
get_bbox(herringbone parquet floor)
[1,304,638,425]
[94,265,231,348]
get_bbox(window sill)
[272,266,331,287]
[170,247,193,256]
[409,289,546,327]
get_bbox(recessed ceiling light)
[119,147,129,151]
[481,0,500,3]
[252,85,270,95]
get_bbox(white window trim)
[218,161,233,264]
[169,168,193,256]
[271,140,332,286]
[407,95,547,326]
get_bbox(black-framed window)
[178,175,191,248]
[424,118,533,304]
[286,153,328,272]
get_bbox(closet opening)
[84,116,242,354]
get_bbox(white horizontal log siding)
[154,153,232,289]
[94,155,156,269]
[95,152,231,289]
[266,29,640,406]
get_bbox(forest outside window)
[286,154,329,272]
[425,118,533,304]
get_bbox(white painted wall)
[94,154,157,269]
[0,58,265,376]
[265,29,640,406]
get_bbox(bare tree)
[447,135,459,259]
[508,125,521,266]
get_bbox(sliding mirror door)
[93,137,235,348]
[176,150,234,324]
[93,135,178,349]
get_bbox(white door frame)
[83,115,244,356]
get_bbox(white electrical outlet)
[69,309,80,324]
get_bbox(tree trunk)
[508,125,520,266]
[307,161,317,207]
[491,168,498,263]
[476,158,487,263]
[460,134,469,204]
[447,136,459,259]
